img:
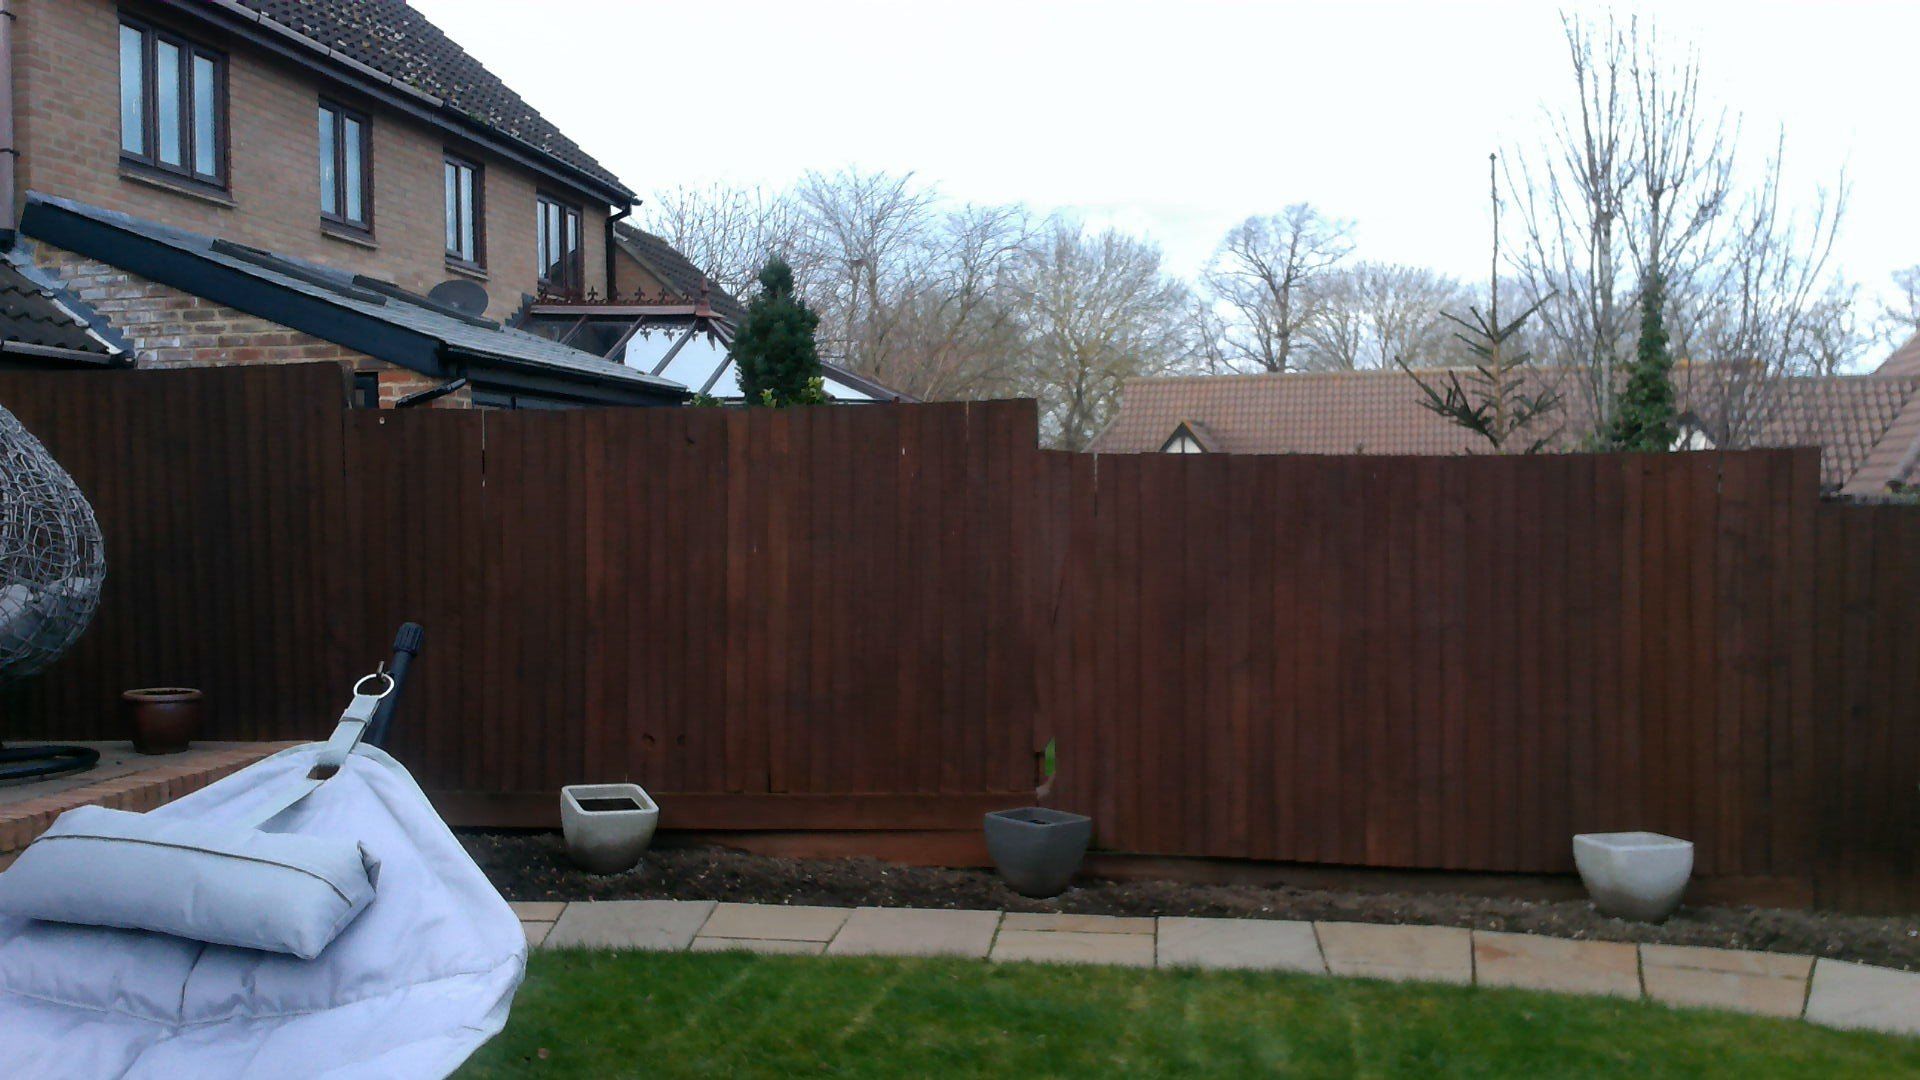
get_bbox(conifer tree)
[731,256,826,407]
[1603,273,1680,451]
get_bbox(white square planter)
[1573,831,1693,922]
[561,783,659,875]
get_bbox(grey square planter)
[1573,831,1693,922]
[984,807,1092,898]
[561,783,659,875]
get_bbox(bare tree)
[1012,222,1197,449]
[1506,13,1636,421]
[1301,263,1470,371]
[1881,265,1920,349]
[792,169,939,373]
[638,183,806,298]
[1201,205,1354,372]
[1683,141,1849,447]
[1509,12,1861,445]
[853,203,1036,400]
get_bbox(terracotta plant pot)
[123,687,204,754]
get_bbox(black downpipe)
[365,622,422,749]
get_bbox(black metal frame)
[0,743,100,784]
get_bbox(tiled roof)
[1880,332,1920,377]
[0,255,122,361]
[611,224,747,323]
[231,0,627,195]
[1093,367,1920,493]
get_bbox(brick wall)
[13,0,615,322]
[31,242,467,408]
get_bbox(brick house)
[0,0,684,408]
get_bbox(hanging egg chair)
[0,402,105,781]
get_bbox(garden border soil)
[461,831,1920,972]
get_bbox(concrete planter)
[561,783,659,875]
[984,807,1092,898]
[1573,831,1693,922]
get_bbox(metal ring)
[353,671,396,699]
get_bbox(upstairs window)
[318,101,371,231]
[119,19,226,188]
[444,154,483,267]
[536,194,582,293]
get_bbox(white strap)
[239,677,389,831]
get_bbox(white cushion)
[0,804,378,959]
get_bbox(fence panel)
[0,365,1913,911]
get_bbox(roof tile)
[233,0,626,194]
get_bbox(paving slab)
[825,907,1001,958]
[522,921,554,949]
[1806,959,1920,1035]
[1315,922,1473,984]
[1156,917,1324,973]
[698,903,851,943]
[1473,931,1640,998]
[544,900,716,951]
[1000,913,1154,935]
[510,902,568,922]
[691,936,827,956]
[1640,945,1811,1018]
[992,929,1155,968]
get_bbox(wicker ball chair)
[0,402,104,780]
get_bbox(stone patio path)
[510,900,1920,1037]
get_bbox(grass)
[457,949,1920,1078]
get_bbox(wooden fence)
[0,364,1912,912]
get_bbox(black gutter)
[21,197,449,376]
[154,0,634,207]
[0,340,125,366]
[605,201,633,301]
[394,376,467,408]
[454,358,684,408]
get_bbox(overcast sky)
[415,0,1916,322]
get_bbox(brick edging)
[0,743,296,854]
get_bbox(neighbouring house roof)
[1092,367,1920,494]
[1860,333,1920,494]
[611,224,747,323]
[0,252,128,366]
[1879,332,1920,377]
[20,193,685,407]
[196,0,629,199]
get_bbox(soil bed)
[462,831,1920,972]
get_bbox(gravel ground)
[462,831,1920,971]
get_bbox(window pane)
[119,26,145,155]
[155,40,182,166]
[538,202,554,276]
[341,116,364,222]
[317,108,336,213]
[458,167,476,259]
[444,162,459,254]
[192,54,216,176]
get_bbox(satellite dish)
[427,278,490,316]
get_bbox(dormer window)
[1671,413,1715,452]
[119,19,226,189]
[1159,421,1211,454]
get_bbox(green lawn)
[459,949,1920,1078]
